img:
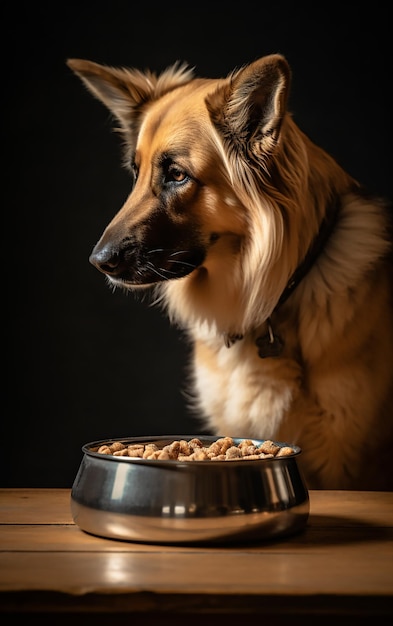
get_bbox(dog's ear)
[66,58,194,143]
[206,54,291,161]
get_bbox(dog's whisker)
[158,269,178,276]
[147,248,165,254]
[166,259,198,269]
[145,262,171,281]
[147,249,191,258]
[169,250,190,257]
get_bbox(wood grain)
[1,489,392,622]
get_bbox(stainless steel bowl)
[71,435,309,544]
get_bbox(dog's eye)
[166,165,188,185]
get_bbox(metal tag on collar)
[255,318,283,358]
[224,333,244,348]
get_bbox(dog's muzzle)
[89,238,206,286]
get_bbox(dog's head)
[68,55,318,333]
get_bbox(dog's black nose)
[89,243,121,276]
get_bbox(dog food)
[92,437,295,461]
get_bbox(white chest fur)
[191,333,302,439]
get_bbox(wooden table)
[0,489,392,624]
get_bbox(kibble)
[92,436,295,461]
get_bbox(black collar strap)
[275,194,341,311]
[224,194,342,354]
[255,194,341,357]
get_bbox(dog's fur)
[68,54,393,490]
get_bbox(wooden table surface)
[1,488,392,624]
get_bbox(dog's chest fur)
[191,322,302,439]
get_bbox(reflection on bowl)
[71,435,309,544]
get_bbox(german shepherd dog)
[68,54,393,490]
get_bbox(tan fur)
[68,54,393,490]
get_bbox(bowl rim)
[81,434,302,466]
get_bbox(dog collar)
[274,194,342,311]
[224,194,342,356]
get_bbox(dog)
[68,53,393,490]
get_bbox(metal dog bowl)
[71,435,309,544]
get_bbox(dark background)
[3,3,391,487]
